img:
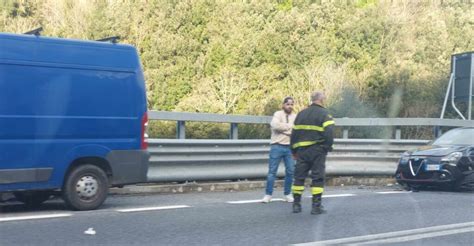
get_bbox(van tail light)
[141,112,149,149]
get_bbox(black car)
[395,127,474,191]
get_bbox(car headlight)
[399,152,410,164]
[441,152,463,163]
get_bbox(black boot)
[292,194,302,213]
[311,194,326,215]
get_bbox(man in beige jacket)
[262,97,296,203]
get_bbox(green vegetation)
[2,0,473,138]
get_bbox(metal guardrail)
[146,138,429,182]
[150,111,473,126]
[146,111,471,182]
[149,111,473,139]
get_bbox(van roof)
[0,32,140,72]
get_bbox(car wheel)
[62,164,109,211]
[13,191,52,208]
[399,182,411,191]
[457,172,474,191]
[406,184,423,192]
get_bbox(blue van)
[0,33,149,210]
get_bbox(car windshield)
[433,128,474,145]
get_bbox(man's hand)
[292,153,298,160]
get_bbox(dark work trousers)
[293,145,327,187]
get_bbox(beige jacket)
[270,110,296,145]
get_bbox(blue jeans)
[265,144,295,196]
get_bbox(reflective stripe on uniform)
[292,119,334,149]
[292,185,305,194]
[291,140,325,149]
[292,141,317,149]
[294,120,335,132]
[322,120,335,128]
[311,187,324,195]
[293,125,324,131]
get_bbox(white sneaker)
[262,195,272,203]
[284,194,294,203]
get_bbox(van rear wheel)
[14,191,52,207]
[63,164,109,211]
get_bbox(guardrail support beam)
[148,111,474,140]
[177,121,186,139]
[343,128,349,139]
[433,126,442,138]
[395,127,401,140]
[230,123,238,139]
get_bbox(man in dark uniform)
[290,91,335,214]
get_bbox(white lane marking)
[354,227,474,245]
[227,198,285,204]
[305,194,357,198]
[323,194,356,198]
[376,191,411,194]
[116,205,190,213]
[230,194,356,203]
[0,213,72,223]
[231,191,412,204]
[293,221,474,245]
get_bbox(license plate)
[425,164,441,171]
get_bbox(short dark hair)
[283,97,294,104]
[311,92,325,102]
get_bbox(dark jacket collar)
[310,103,326,109]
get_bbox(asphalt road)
[1,186,473,245]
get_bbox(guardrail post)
[176,121,186,139]
[343,128,349,139]
[433,126,442,138]
[395,127,401,140]
[230,123,238,139]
